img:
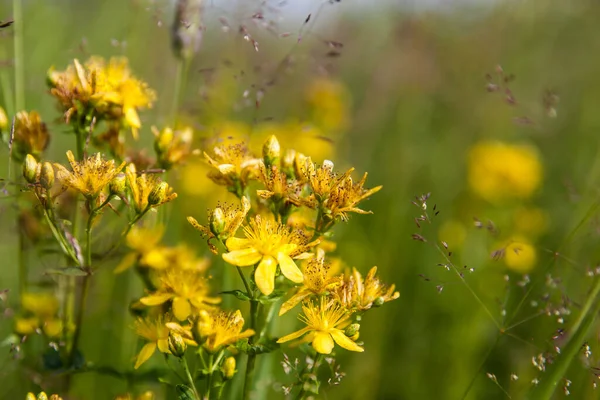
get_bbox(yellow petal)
[135,342,156,369]
[157,338,170,353]
[277,326,311,344]
[173,297,192,321]
[139,292,173,306]
[277,253,303,283]
[255,255,277,295]
[225,237,251,251]
[330,329,364,352]
[277,243,297,255]
[43,319,63,338]
[312,331,334,354]
[114,252,138,274]
[125,107,141,129]
[279,291,310,316]
[222,248,262,266]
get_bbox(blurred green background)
[4,0,600,399]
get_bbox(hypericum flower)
[279,255,343,315]
[336,267,399,312]
[187,196,251,253]
[125,164,177,214]
[114,225,169,273]
[14,292,63,338]
[257,162,303,207]
[277,298,363,354]
[26,392,63,400]
[222,215,317,295]
[48,57,156,137]
[54,150,125,199]
[468,141,543,203]
[204,142,260,194]
[305,78,350,132]
[153,126,195,170]
[169,309,254,353]
[140,267,221,321]
[10,110,50,162]
[302,158,382,222]
[133,313,195,369]
[114,391,155,400]
[502,237,537,274]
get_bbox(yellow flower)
[468,141,543,203]
[26,392,63,400]
[204,142,260,194]
[114,392,155,400]
[302,158,382,222]
[15,292,63,337]
[114,225,169,273]
[279,255,343,315]
[125,164,177,214]
[277,298,363,354]
[336,267,399,312]
[49,57,155,136]
[438,219,467,249]
[169,309,254,353]
[504,238,537,273]
[54,150,125,199]
[10,110,50,162]
[222,215,316,295]
[305,78,350,133]
[187,196,251,253]
[153,125,195,170]
[140,267,221,321]
[513,207,548,238]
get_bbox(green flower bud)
[209,207,226,237]
[373,296,385,307]
[221,356,236,380]
[37,393,48,400]
[168,331,187,357]
[344,323,360,337]
[262,135,281,169]
[109,173,127,196]
[148,182,168,206]
[154,127,173,155]
[40,162,55,190]
[23,154,39,184]
[25,393,36,400]
[0,106,7,131]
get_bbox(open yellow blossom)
[279,255,343,315]
[187,196,251,252]
[133,314,195,369]
[125,164,177,214]
[302,158,382,222]
[15,292,63,338]
[336,267,399,312]
[11,110,50,162]
[204,142,260,194]
[222,215,316,295]
[140,267,221,320]
[48,57,155,136]
[277,298,363,354]
[54,150,125,199]
[114,225,169,273]
[169,309,255,353]
[153,125,195,170]
[468,141,543,203]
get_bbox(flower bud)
[373,296,385,307]
[262,135,281,169]
[221,356,236,380]
[23,154,39,184]
[154,127,174,155]
[40,162,55,190]
[0,106,8,131]
[209,207,226,237]
[26,393,36,400]
[109,173,127,196]
[137,391,155,400]
[344,323,360,337]
[37,393,48,400]
[168,331,187,357]
[148,182,168,206]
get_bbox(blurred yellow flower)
[114,391,154,400]
[10,110,50,162]
[114,225,168,273]
[305,78,350,133]
[222,215,313,295]
[513,207,548,238]
[438,219,467,249]
[204,142,260,195]
[125,164,177,214]
[153,125,195,170]
[504,238,537,273]
[15,292,63,338]
[468,141,543,203]
[54,150,125,199]
[277,297,363,354]
[140,267,221,321]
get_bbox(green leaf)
[175,384,196,400]
[235,337,280,355]
[46,267,88,277]
[220,290,251,301]
[257,289,287,304]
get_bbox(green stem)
[243,299,260,400]
[206,353,214,399]
[13,0,24,112]
[528,276,600,399]
[236,266,252,297]
[181,356,200,400]
[296,353,323,400]
[171,58,189,124]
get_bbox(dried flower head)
[125,164,177,214]
[336,267,399,312]
[153,125,195,170]
[204,142,260,196]
[10,110,50,162]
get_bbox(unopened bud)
[168,331,187,357]
[26,393,36,400]
[221,356,236,380]
[154,126,174,155]
[323,160,334,172]
[40,162,55,190]
[262,135,281,169]
[109,173,127,195]
[209,207,226,237]
[148,182,168,206]
[0,106,7,131]
[293,152,308,182]
[344,323,360,337]
[373,296,385,307]
[136,391,154,400]
[37,393,48,400]
[23,154,39,184]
